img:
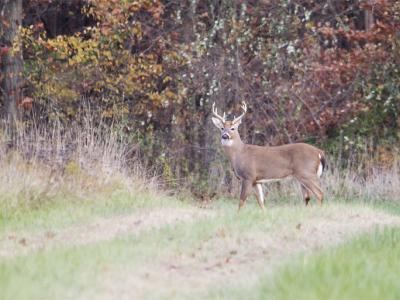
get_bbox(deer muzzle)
[222,133,230,140]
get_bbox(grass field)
[1,195,400,300]
[1,129,399,300]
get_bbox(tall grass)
[323,161,400,203]
[0,118,159,216]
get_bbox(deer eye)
[231,128,235,131]
[220,127,224,130]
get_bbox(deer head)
[211,101,247,146]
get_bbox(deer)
[211,101,326,211]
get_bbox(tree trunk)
[364,1,374,31]
[0,0,23,141]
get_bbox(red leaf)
[0,47,10,56]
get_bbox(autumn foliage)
[1,0,399,192]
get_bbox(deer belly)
[256,176,292,184]
[256,178,281,183]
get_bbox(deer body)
[212,102,325,210]
[225,142,323,182]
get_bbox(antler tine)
[212,102,226,123]
[241,101,247,112]
[232,101,247,124]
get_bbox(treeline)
[0,0,399,193]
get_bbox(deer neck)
[222,137,244,162]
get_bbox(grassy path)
[1,200,400,300]
[0,207,213,258]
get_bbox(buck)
[211,101,326,210]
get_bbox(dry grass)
[0,119,159,215]
[323,161,400,202]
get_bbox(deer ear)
[211,117,224,129]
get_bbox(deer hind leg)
[254,183,265,211]
[298,177,324,206]
[300,184,311,206]
[238,180,253,211]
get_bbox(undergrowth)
[0,119,160,219]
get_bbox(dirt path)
[90,206,400,300]
[0,207,214,259]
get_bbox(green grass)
[0,203,261,299]
[206,227,400,300]
[372,200,400,216]
[0,203,331,300]
[1,196,399,300]
[0,230,162,300]
[0,190,179,235]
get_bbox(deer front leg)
[238,180,253,211]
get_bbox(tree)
[14,0,400,191]
[0,0,23,140]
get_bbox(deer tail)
[317,152,326,177]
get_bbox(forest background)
[1,0,399,197]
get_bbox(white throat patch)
[221,139,233,147]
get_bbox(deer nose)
[222,133,230,140]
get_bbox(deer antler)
[212,102,226,123]
[232,101,247,124]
